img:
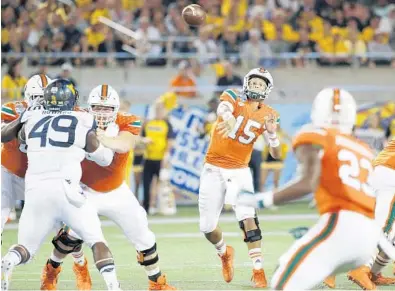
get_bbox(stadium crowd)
[1,0,395,68]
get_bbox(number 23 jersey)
[21,110,96,182]
[205,89,279,169]
[293,124,376,219]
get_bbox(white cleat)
[1,259,13,291]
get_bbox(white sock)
[248,248,263,270]
[371,252,390,275]
[214,238,227,256]
[72,249,86,266]
[3,250,22,267]
[146,266,160,277]
[50,251,63,264]
[100,264,119,290]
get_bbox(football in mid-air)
[182,4,206,26]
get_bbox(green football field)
[2,203,395,290]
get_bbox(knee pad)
[52,227,84,255]
[136,243,159,266]
[239,217,262,243]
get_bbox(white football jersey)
[21,109,95,184]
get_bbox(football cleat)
[323,275,336,289]
[40,262,62,290]
[73,258,92,290]
[347,265,376,290]
[219,245,235,283]
[148,274,176,290]
[251,269,267,288]
[371,273,395,285]
[1,258,14,291]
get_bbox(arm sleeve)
[119,115,142,135]
[1,102,17,122]
[86,143,114,167]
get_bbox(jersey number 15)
[28,115,78,148]
[228,116,260,145]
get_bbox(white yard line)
[3,214,317,230]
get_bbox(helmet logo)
[332,88,341,113]
[67,84,76,95]
[51,95,57,105]
[101,84,108,101]
[259,68,266,73]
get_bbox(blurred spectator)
[170,60,196,98]
[260,125,291,191]
[317,21,351,66]
[133,16,164,65]
[264,9,299,53]
[62,13,82,51]
[344,29,368,65]
[373,0,394,17]
[1,0,394,67]
[354,113,387,153]
[241,29,273,68]
[193,26,219,64]
[1,59,27,102]
[215,61,242,94]
[142,102,175,214]
[56,63,77,87]
[290,28,316,67]
[368,32,395,67]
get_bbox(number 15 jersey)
[21,110,96,183]
[293,124,376,219]
[205,89,279,169]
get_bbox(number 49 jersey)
[206,89,279,169]
[292,124,376,219]
[21,110,96,183]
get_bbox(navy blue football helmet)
[43,79,79,111]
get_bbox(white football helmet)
[311,88,357,134]
[88,84,120,128]
[243,68,274,100]
[24,74,52,106]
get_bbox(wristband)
[264,131,280,147]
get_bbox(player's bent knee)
[52,228,84,255]
[137,243,159,266]
[199,217,217,234]
[239,217,262,243]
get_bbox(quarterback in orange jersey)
[1,74,51,233]
[238,88,391,290]
[199,68,281,288]
[329,137,395,290]
[40,84,176,291]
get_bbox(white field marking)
[3,214,317,230]
[114,231,291,239]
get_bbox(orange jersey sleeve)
[373,138,395,170]
[1,101,26,122]
[81,113,142,192]
[219,89,240,112]
[117,113,142,135]
[1,101,28,177]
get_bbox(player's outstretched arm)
[85,131,115,166]
[238,144,321,208]
[216,100,237,138]
[1,115,23,143]
[97,130,139,153]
